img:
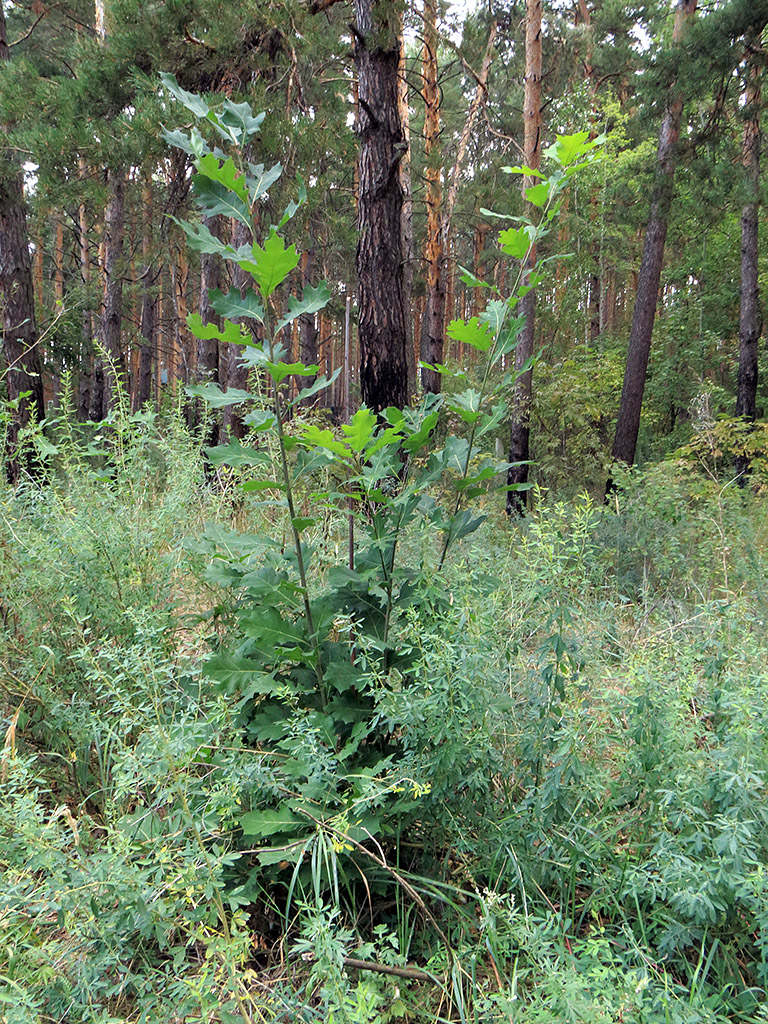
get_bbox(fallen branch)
[342,957,435,983]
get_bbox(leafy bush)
[160,80,604,913]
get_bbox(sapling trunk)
[436,187,556,572]
[264,306,327,704]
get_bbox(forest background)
[3,0,768,489]
[3,1,768,1022]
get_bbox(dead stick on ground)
[342,957,435,983]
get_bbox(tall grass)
[2,400,768,1022]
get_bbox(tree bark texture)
[576,0,595,86]
[419,0,444,396]
[0,5,45,479]
[398,33,416,400]
[91,168,126,418]
[735,41,761,425]
[354,0,409,414]
[507,0,541,515]
[611,0,698,467]
[589,273,600,342]
[135,179,157,411]
[77,166,93,419]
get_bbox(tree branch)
[10,2,63,46]
[342,957,435,983]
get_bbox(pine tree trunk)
[471,223,490,318]
[611,0,698,468]
[420,0,444,396]
[445,252,456,353]
[589,272,600,342]
[398,34,416,401]
[169,243,189,388]
[52,213,64,402]
[187,215,222,442]
[77,159,93,420]
[736,40,762,425]
[197,215,223,384]
[605,270,617,332]
[354,0,409,413]
[576,0,595,85]
[54,215,65,305]
[91,168,125,418]
[0,6,45,479]
[33,232,43,299]
[136,179,156,411]
[507,0,542,515]
[94,0,107,39]
[735,37,762,481]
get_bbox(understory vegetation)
[3,46,768,1024]
[2,398,768,1024]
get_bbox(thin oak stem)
[264,305,327,704]
[436,184,560,572]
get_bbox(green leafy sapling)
[433,129,605,565]
[162,75,425,865]
[161,72,603,872]
[161,72,332,701]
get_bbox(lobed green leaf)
[446,316,494,353]
[209,288,265,324]
[185,383,254,408]
[248,231,300,297]
[186,313,251,346]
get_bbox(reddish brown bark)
[419,0,444,395]
[611,0,698,468]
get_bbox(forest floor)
[2,417,768,1024]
